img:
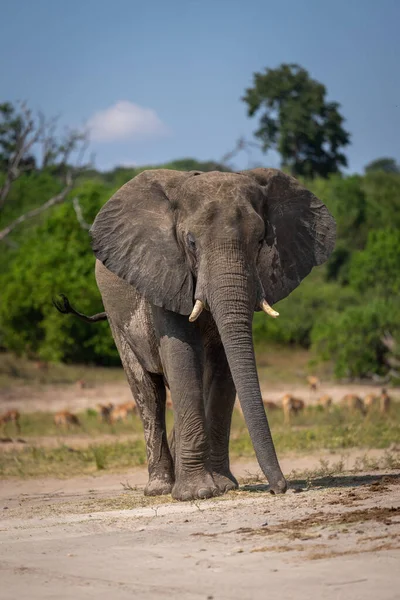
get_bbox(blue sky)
[1,0,399,172]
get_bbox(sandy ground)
[1,455,399,600]
[1,378,399,598]
[1,380,399,413]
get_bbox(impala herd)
[0,378,395,434]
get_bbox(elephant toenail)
[198,488,212,499]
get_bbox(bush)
[253,269,359,348]
[0,180,120,364]
[349,228,400,298]
[311,300,400,378]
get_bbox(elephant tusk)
[260,299,279,318]
[189,300,205,322]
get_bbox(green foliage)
[0,171,62,236]
[253,270,359,347]
[349,229,400,298]
[311,300,400,378]
[242,63,350,178]
[1,138,400,380]
[365,157,399,174]
[362,171,400,231]
[0,102,36,170]
[0,180,120,363]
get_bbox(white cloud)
[87,101,169,142]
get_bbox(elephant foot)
[144,470,174,496]
[212,470,239,493]
[172,470,220,501]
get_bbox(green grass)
[0,352,126,388]
[1,403,399,479]
[0,345,330,390]
[12,410,147,437]
[230,403,400,456]
[0,440,147,478]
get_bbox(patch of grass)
[255,343,331,385]
[0,440,147,478]
[286,458,347,485]
[230,403,400,457]
[9,410,144,438]
[0,352,125,388]
[1,403,399,480]
[0,346,330,390]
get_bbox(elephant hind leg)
[109,323,174,496]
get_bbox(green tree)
[349,229,400,299]
[0,180,119,364]
[365,157,399,174]
[0,102,36,172]
[311,300,400,379]
[242,63,350,178]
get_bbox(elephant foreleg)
[203,331,238,492]
[153,308,219,501]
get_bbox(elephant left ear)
[242,168,336,305]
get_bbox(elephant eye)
[187,232,196,251]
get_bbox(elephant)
[55,168,335,501]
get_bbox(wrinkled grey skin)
[83,168,335,501]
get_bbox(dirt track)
[1,457,399,600]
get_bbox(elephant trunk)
[205,245,287,494]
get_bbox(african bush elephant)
[56,168,335,500]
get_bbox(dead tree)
[0,101,89,242]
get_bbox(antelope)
[379,389,391,414]
[307,375,319,392]
[282,394,305,424]
[109,402,137,423]
[165,388,173,409]
[123,400,138,415]
[263,399,279,411]
[340,394,365,415]
[96,403,114,423]
[364,393,379,412]
[166,390,173,410]
[54,411,81,428]
[34,360,49,371]
[0,409,21,434]
[318,394,333,409]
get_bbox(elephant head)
[90,168,335,493]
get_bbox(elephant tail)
[52,294,108,323]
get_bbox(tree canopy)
[0,98,399,382]
[365,157,399,174]
[242,63,350,178]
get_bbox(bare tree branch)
[72,196,91,230]
[220,136,262,169]
[0,173,73,241]
[0,102,89,212]
[0,102,44,209]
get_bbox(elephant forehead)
[180,171,259,202]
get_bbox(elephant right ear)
[90,169,197,315]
